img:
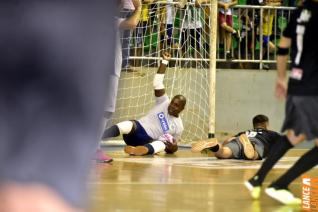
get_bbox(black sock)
[209,144,220,152]
[270,146,318,189]
[102,125,120,140]
[144,144,153,155]
[249,135,293,186]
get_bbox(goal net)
[113,1,212,143]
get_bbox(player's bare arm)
[119,0,142,29]
[154,51,171,97]
[276,36,291,100]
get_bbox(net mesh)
[113,1,212,143]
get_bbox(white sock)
[117,121,133,134]
[149,140,166,154]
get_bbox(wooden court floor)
[89,148,317,212]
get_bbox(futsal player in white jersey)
[102,51,186,156]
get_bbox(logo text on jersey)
[157,112,169,133]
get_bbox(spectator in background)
[218,0,240,60]
[159,0,176,52]
[179,0,210,67]
[120,0,138,72]
[135,0,154,66]
[237,6,256,68]
[261,0,281,69]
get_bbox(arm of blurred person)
[143,0,154,3]
[119,0,142,29]
[275,36,291,100]
[195,0,210,7]
[227,0,238,8]
[218,0,236,11]
[132,0,142,9]
[177,0,187,8]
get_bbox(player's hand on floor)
[164,139,178,154]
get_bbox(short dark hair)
[252,114,269,128]
[172,94,187,107]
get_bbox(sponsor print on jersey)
[290,67,303,80]
[157,112,169,133]
[245,130,258,138]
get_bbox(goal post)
[113,0,217,143]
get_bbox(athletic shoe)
[92,149,113,163]
[244,180,261,199]
[265,187,301,205]
[262,64,270,70]
[238,134,255,159]
[124,145,149,156]
[191,138,218,153]
[225,52,234,61]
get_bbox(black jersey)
[283,1,318,95]
[236,129,281,157]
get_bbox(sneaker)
[124,145,149,156]
[262,64,270,70]
[265,187,301,205]
[191,138,218,153]
[244,180,261,200]
[93,149,113,163]
[238,134,255,159]
[225,52,234,61]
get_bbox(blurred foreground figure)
[0,1,116,211]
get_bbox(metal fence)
[126,2,295,69]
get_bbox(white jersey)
[122,0,135,10]
[138,95,184,140]
[182,0,203,29]
[166,0,175,25]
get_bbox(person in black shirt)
[245,1,318,205]
[192,115,280,160]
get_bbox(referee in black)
[245,1,318,205]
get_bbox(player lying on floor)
[102,51,186,156]
[191,115,281,160]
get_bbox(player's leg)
[124,140,166,156]
[215,139,244,159]
[101,120,135,140]
[192,138,244,159]
[238,134,255,160]
[93,111,114,163]
[245,131,303,199]
[245,96,308,199]
[121,121,154,155]
[265,138,318,205]
[191,138,219,153]
[214,145,235,159]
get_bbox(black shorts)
[123,121,153,146]
[282,96,318,140]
